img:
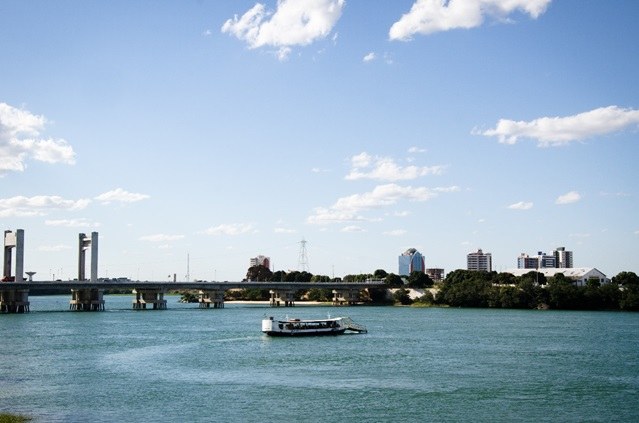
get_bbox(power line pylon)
[297,238,309,272]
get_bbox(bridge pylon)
[1,229,29,313]
[71,232,105,311]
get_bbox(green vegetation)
[0,414,32,423]
[433,269,639,311]
[238,265,638,310]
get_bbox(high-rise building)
[398,248,425,276]
[553,247,573,268]
[517,252,556,269]
[467,249,492,272]
[249,255,270,269]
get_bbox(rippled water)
[1,295,638,422]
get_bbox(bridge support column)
[0,288,30,313]
[69,288,105,311]
[332,289,360,306]
[269,290,295,307]
[198,289,225,308]
[132,288,167,310]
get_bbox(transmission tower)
[297,238,309,272]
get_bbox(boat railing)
[341,317,367,333]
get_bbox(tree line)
[244,265,639,311]
[412,269,639,311]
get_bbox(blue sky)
[1,0,638,281]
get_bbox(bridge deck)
[1,280,386,291]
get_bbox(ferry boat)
[262,316,367,336]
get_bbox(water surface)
[1,296,637,422]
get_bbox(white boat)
[262,316,367,336]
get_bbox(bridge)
[1,229,387,313]
[0,280,386,313]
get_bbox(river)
[0,295,637,422]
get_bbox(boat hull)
[264,328,346,337]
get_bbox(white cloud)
[635,230,639,236]
[0,195,90,218]
[341,225,365,233]
[308,183,457,224]
[204,223,256,236]
[45,218,100,228]
[363,52,376,62]
[346,152,446,181]
[139,234,185,242]
[481,106,639,147]
[508,201,533,210]
[383,229,407,236]
[38,244,72,252]
[389,0,551,40]
[94,188,150,204]
[221,0,345,60]
[556,191,581,205]
[408,146,427,153]
[0,102,76,175]
[600,191,631,197]
[394,210,411,217]
[306,208,372,224]
[274,227,296,234]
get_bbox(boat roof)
[269,316,345,323]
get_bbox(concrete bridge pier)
[198,289,225,308]
[269,289,295,307]
[69,288,105,311]
[133,288,167,310]
[332,289,360,306]
[0,288,30,313]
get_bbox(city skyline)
[1,1,638,281]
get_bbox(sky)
[1,0,638,282]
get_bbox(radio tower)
[297,238,309,272]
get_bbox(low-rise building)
[504,267,609,286]
[425,268,445,282]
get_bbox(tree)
[271,270,287,282]
[437,273,492,307]
[393,288,412,305]
[414,290,435,305]
[612,271,639,286]
[407,271,433,288]
[245,265,272,282]
[373,269,388,279]
[546,276,583,309]
[599,282,621,310]
[620,285,639,311]
[384,273,404,288]
[311,274,331,282]
[307,287,331,302]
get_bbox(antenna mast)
[297,238,309,272]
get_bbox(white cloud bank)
[0,102,76,175]
[389,0,551,40]
[308,183,459,224]
[45,218,100,228]
[508,201,533,210]
[481,106,639,147]
[556,191,581,205]
[94,188,150,204]
[204,223,256,236]
[0,195,90,218]
[346,152,445,181]
[363,52,376,62]
[221,0,345,61]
